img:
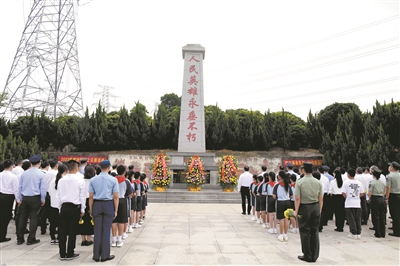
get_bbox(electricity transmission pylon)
[92,85,119,113]
[1,0,84,121]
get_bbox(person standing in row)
[57,160,86,260]
[16,154,46,245]
[386,161,400,237]
[238,166,252,215]
[42,159,58,235]
[267,172,278,234]
[274,171,293,242]
[79,165,95,246]
[318,167,330,232]
[368,166,386,238]
[249,175,257,221]
[329,170,345,232]
[0,159,18,242]
[295,162,324,263]
[342,169,364,239]
[89,160,119,262]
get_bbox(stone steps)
[147,189,241,204]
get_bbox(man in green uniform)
[385,161,400,237]
[294,162,324,263]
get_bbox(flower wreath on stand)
[186,155,206,190]
[150,153,171,190]
[218,155,238,191]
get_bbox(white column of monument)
[177,44,206,153]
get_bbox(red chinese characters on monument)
[185,55,200,142]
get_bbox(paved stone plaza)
[0,203,399,265]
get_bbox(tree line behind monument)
[0,93,398,174]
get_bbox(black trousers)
[58,203,80,257]
[331,194,345,231]
[17,195,41,242]
[388,193,400,236]
[240,187,251,214]
[40,193,50,233]
[0,193,15,240]
[320,193,329,230]
[370,196,386,237]
[298,202,320,262]
[360,195,368,224]
[346,208,361,235]
[48,206,59,240]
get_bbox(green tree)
[160,93,181,110]
[130,101,151,149]
[205,104,227,150]
[152,103,169,149]
[306,110,323,149]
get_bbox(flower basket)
[218,155,238,192]
[186,155,206,191]
[150,153,171,190]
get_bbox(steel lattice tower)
[1,0,84,121]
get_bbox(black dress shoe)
[0,238,11,243]
[241,212,246,215]
[101,255,115,262]
[27,239,40,245]
[87,240,94,245]
[388,233,400,237]
[298,255,314,262]
[17,240,25,245]
[369,227,375,230]
[93,257,100,262]
[24,229,29,234]
[388,227,393,230]
[81,240,88,246]
[334,228,343,232]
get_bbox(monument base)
[167,152,218,189]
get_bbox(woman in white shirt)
[329,170,345,232]
[48,164,67,244]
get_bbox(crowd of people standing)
[238,160,400,263]
[0,155,150,262]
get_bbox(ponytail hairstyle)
[263,172,269,183]
[127,170,134,182]
[278,171,290,192]
[334,170,343,188]
[268,171,276,182]
[55,164,67,190]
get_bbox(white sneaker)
[257,219,261,224]
[111,241,117,247]
[289,228,296,233]
[289,224,293,229]
[139,220,144,224]
[122,233,128,239]
[284,235,288,242]
[262,224,267,229]
[251,216,257,221]
[133,224,141,228]
[277,234,284,242]
[266,223,270,229]
[268,228,276,234]
[295,228,299,234]
[347,234,357,239]
[127,227,134,233]
[116,241,124,247]
[357,235,361,240]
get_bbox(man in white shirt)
[79,158,88,174]
[11,159,24,177]
[41,159,59,235]
[318,167,330,231]
[0,160,18,242]
[57,160,86,261]
[355,167,369,225]
[238,166,253,215]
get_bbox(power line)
[215,45,398,90]
[239,62,398,95]
[248,77,399,105]
[208,15,399,72]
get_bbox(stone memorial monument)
[168,44,218,188]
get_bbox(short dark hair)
[318,167,324,174]
[356,167,363,174]
[257,175,263,182]
[66,160,79,171]
[347,168,356,177]
[140,173,146,181]
[117,165,126,175]
[261,165,267,171]
[128,165,134,170]
[49,159,58,169]
[134,171,141,179]
[112,164,117,169]
[4,159,13,169]
[84,165,96,179]
[289,174,297,183]
[110,172,117,177]
[22,161,31,170]
[16,159,23,165]
[312,171,321,180]
[244,166,249,171]
[41,161,49,169]
[303,164,313,174]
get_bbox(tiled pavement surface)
[0,203,399,265]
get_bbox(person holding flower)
[273,171,293,242]
[294,162,324,263]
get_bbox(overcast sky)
[0,0,399,120]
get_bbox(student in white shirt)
[329,170,345,232]
[56,160,86,260]
[355,167,369,225]
[342,169,364,239]
[48,164,67,244]
[273,171,293,242]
